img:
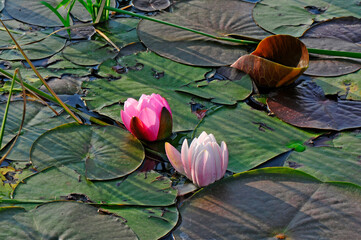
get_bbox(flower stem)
[98,5,361,59]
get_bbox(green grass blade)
[40,1,71,37]
[0,69,17,149]
[56,0,72,9]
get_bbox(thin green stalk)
[0,19,82,124]
[0,69,17,149]
[98,5,361,59]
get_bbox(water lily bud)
[165,131,228,187]
[121,94,172,141]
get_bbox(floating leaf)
[71,0,116,22]
[30,123,144,180]
[313,70,361,100]
[83,51,211,131]
[0,101,74,161]
[14,166,177,206]
[132,0,171,11]
[0,202,137,239]
[103,206,178,240]
[5,0,71,27]
[95,18,140,49]
[232,35,309,88]
[194,102,317,173]
[267,81,361,130]
[301,17,361,76]
[253,0,361,37]
[176,75,253,105]
[138,0,270,66]
[62,40,118,66]
[175,168,361,239]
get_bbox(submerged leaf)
[267,81,361,130]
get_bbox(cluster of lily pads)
[0,0,360,239]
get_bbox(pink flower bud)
[121,94,172,141]
[165,132,228,187]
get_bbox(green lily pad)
[285,131,361,186]
[0,101,74,161]
[5,0,72,27]
[30,123,145,180]
[312,69,361,100]
[71,0,116,22]
[83,51,211,131]
[175,167,361,239]
[96,18,140,49]
[62,40,118,66]
[138,0,270,66]
[14,166,177,206]
[176,75,253,105]
[103,206,178,240]
[0,202,137,239]
[194,102,317,173]
[253,0,361,37]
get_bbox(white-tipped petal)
[165,143,185,175]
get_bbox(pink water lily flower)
[165,132,228,187]
[121,94,172,141]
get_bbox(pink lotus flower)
[121,94,172,141]
[165,132,228,187]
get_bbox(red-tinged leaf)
[231,35,309,88]
[157,107,172,140]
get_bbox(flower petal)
[193,150,215,187]
[156,107,173,140]
[124,98,139,117]
[211,142,223,180]
[121,110,132,132]
[181,139,192,180]
[221,141,229,177]
[138,107,160,141]
[129,116,150,140]
[165,142,185,175]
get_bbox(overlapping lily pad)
[194,102,317,173]
[103,206,178,240]
[0,202,137,239]
[132,0,171,12]
[0,101,74,161]
[138,0,270,66]
[30,123,145,180]
[312,70,361,100]
[83,51,211,131]
[71,0,116,22]
[14,166,177,206]
[62,40,118,66]
[253,0,361,37]
[176,75,253,105]
[175,168,361,239]
[267,81,361,130]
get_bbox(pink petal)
[211,142,223,180]
[138,107,160,141]
[193,150,215,187]
[165,142,185,175]
[221,141,228,177]
[181,139,191,180]
[197,131,208,142]
[124,98,139,116]
[121,110,132,132]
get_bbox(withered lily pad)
[0,202,137,239]
[301,17,361,76]
[231,35,309,87]
[267,81,361,130]
[175,168,361,239]
[30,123,145,180]
[253,0,361,37]
[132,0,171,11]
[138,0,270,66]
[176,75,253,105]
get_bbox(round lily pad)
[253,0,361,37]
[0,202,137,239]
[267,81,361,131]
[175,167,361,239]
[138,0,270,66]
[5,0,71,27]
[30,123,145,180]
[132,0,171,11]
